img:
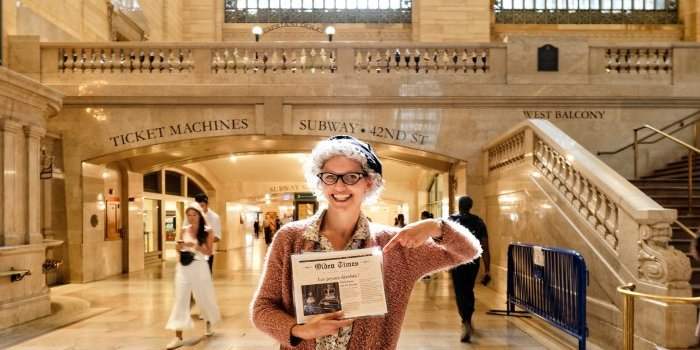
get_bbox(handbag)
[179,251,195,266]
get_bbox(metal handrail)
[633,124,700,212]
[617,283,700,350]
[598,110,700,156]
[675,220,698,239]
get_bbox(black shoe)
[460,322,473,343]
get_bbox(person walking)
[395,213,406,228]
[449,196,491,343]
[254,219,260,239]
[165,202,221,349]
[194,194,221,273]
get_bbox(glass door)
[143,199,162,264]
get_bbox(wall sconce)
[252,26,263,42]
[324,25,336,42]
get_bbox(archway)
[56,134,464,283]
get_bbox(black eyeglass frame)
[317,172,368,186]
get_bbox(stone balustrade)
[58,47,194,73]
[353,48,489,73]
[483,119,689,287]
[533,137,620,249]
[34,42,700,88]
[604,47,672,74]
[487,131,525,171]
[211,47,337,74]
[483,118,694,349]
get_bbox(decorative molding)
[263,23,324,34]
[638,222,692,286]
[24,125,46,139]
[0,119,23,134]
[0,67,63,118]
[494,9,678,25]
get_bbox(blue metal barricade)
[507,243,588,350]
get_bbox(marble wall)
[139,0,183,41]
[13,0,110,41]
[0,67,62,329]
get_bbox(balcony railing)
[33,41,700,88]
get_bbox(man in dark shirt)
[449,196,491,343]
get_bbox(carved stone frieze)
[638,222,692,285]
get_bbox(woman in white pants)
[166,202,221,349]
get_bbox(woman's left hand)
[383,219,442,253]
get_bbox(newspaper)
[291,247,388,324]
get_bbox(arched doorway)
[53,134,463,283]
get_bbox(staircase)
[631,155,700,296]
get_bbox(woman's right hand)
[290,311,353,340]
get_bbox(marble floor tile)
[6,240,552,350]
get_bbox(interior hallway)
[2,238,552,350]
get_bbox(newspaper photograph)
[291,247,388,324]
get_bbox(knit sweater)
[250,217,483,350]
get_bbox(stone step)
[652,196,700,206]
[658,205,700,215]
[671,238,692,252]
[630,178,690,187]
[634,186,692,196]
[672,226,699,239]
[676,215,700,226]
[650,166,700,178]
[640,173,700,181]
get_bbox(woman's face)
[320,156,371,211]
[186,209,200,226]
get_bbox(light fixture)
[252,26,263,42]
[324,26,336,42]
[97,193,106,210]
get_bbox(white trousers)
[166,259,221,330]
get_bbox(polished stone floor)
[5,239,553,350]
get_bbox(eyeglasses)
[317,172,367,185]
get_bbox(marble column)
[25,125,46,244]
[0,118,22,246]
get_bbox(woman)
[250,135,482,350]
[165,202,221,350]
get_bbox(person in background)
[264,217,274,245]
[420,210,436,281]
[250,135,482,350]
[194,194,221,274]
[165,202,221,349]
[254,219,260,239]
[449,196,491,343]
[395,213,406,228]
